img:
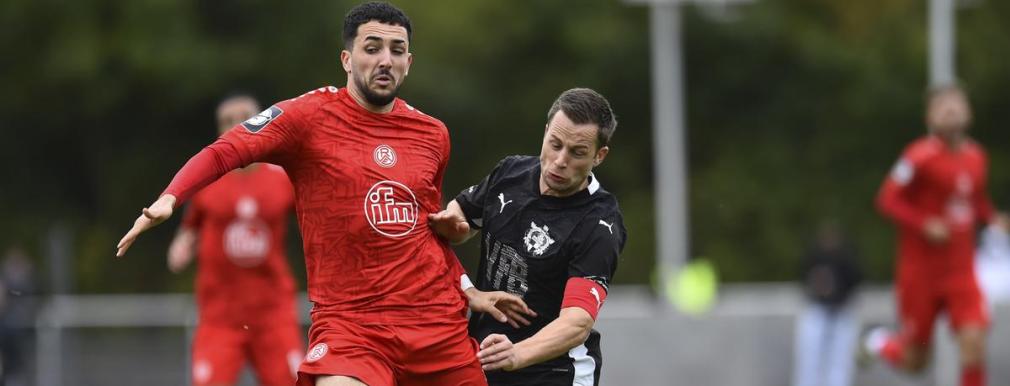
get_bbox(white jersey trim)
[569,342,596,386]
[588,173,601,195]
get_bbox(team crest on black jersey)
[241,105,284,133]
[523,221,554,256]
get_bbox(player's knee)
[958,329,986,365]
[316,375,369,386]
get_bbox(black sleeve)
[454,157,509,229]
[568,211,626,292]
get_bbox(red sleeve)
[876,178,928,230]
[876,146,932,230]
[561,277,608,320]
[161,92,318,206]
[161,143,241,206]
[973,149,995,224]
[179,199,204,230]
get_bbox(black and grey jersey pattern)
[455,155,626,386]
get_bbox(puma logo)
[590,287,602,309]
[498,193,513,213]
[598,219,614,234]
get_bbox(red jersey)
[877,135,994,275]
[165,86,466,324]
[182,164,297,327]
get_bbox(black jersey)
[455,155,626,386]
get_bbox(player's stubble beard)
[355,69,400,108]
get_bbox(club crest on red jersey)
[364,180,418,238]
[305,343,328,363]
[373,144,397,168]
[241,105,284,133]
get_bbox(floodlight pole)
[626,0,750,307]
[648,4,689,307]
[929,0,955,86]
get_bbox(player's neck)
[538,176,589,198]
[346,83,395,114]
[932,132,967,150]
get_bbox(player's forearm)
[163,143,245,206]
[511,307,594,370]
[876,182,927,229]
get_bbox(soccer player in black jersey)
[430,88,626,386]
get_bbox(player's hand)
[117,194,177,257]
[167,229,196,273]
[922,217,949,244]
[992,212,1010,233]
[465,288,537,328]
[478,334,522,371]
[428,209,470,243]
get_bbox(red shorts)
[192,321,304,386]
[896,270,990,347]
[296,311,486,386]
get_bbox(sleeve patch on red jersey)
[890,158,914,186]
[241,105,284,133]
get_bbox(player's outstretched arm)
[477,307,594,371]
[167,227,197,272]
[116,194,176,257]
[464,288,537,328]
[428,200,477,244]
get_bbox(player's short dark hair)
[926,83,968,105]
[546,88,618,149]
[343,2,412,49]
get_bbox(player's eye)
[365,46,379,54]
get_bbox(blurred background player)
[974,214,1010,308]
[792,220,862,386]
[0,246,36,386]
[430,88,626,386]
[865,85,1005,386]
[167,94,302,386]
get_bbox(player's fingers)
[496,294,537,317]
[505,309,531,326]
[479,349,513,366]
[479,334,506,350]
[477,342,510,361]
[485,306,509,324]
[509,301,537,317]
[116,235,136,257]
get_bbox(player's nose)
[377,49,393,68]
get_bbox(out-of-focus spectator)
[1,246,36,386]
[976,220,1010,307]
[792,221,863,386]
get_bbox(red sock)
[878,337,905,368]
[962,364,984,386]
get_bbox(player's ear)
[340,50,352,73]
[594,146,609,167]
[404,53,413,77]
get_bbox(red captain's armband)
[561,277,608,320]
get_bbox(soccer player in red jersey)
[865,85,1006,386]
[167,94,303,386]
[116,3,529,386]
